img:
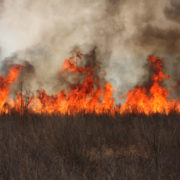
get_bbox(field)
[0,113,179,180]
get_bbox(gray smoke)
[0,0,179,99]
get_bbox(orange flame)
[28,56,115,115]
[120,56,179,114]
[0,55,179,115]
[0,65,22,114]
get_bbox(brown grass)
[0,112,179,180]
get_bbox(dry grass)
[0,112,179,180]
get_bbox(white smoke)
[0,0,179,97]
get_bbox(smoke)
[0,0,179,98]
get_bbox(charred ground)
[0,113,179,180]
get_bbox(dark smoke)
[164,0,180,23]
[135,26,180,54]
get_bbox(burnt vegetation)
[0,113,179,180]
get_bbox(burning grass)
[0,112,179,179]
[0,55,179,115]
[0,53,179,179]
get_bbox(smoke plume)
[0,0,179,98]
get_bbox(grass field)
[0,113,179,180]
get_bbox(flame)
[120,56,179,114]
[0,65,22,114]
[0,55,179,115]
[28,55,115,115]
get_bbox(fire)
[120,56,178,114]
[0,65,22,114]
[28,55,115,115]
[0,55,179,115]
